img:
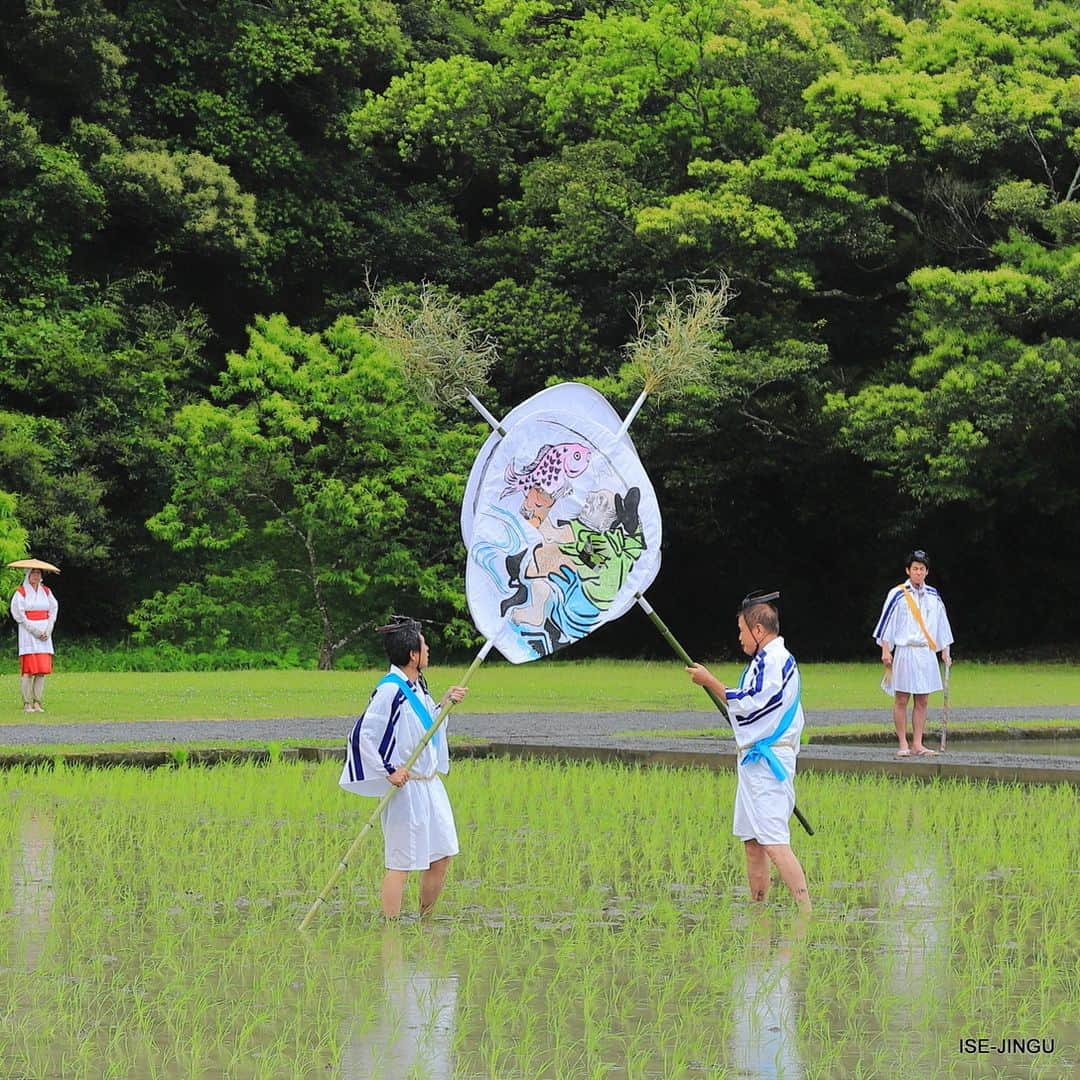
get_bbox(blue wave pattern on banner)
[472,506,528,595]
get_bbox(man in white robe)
[340,616,467,918]
[9,568,59,713]
[873,549,954,757]
[686,593,811,912]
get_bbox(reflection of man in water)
[14,811,55,973]
[881,846,948,1032]
[730,913,806,1080]
[340,926,458,1080]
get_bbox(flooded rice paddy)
[0,760,1075,1078]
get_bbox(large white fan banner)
[461,383,662,663]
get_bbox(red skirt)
[20,654,53,675]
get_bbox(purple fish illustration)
[502,442,592,499]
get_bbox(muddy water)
[11,812,54,972]
[940,738,1080,757]
[332,847,1076,1079]
[728,917,806,1079]
[340,929,458,1079]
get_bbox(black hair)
[905,549,930,570]
[738,589,780,635]
[376,615,423,667]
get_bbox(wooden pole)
[940,661,951,752]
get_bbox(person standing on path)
[686,591,811,913]
[873,549,953,757]
[10,566,59,713]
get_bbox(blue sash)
[378,674,441,747]
[740,672,801,781]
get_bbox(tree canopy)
[1,0,1077,660]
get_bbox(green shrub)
[56,639,307,672]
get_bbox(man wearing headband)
[339,616,468,918]
[873,550,954,757]
[686,591,811,912]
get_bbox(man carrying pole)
[338,616,468,919]
[685,591,811,913]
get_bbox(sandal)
[895,748,912,757]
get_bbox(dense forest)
[1,0,1077,664]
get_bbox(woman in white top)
[10,567,59,713]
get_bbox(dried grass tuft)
[621,277,734,399]
[369,282,499,410]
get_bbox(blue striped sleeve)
[345,686,380,782]
[377,692,405,773]
[736,658,797,728]
[727,655,765,701]
[873,588,903,641]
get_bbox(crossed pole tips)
[298,639,496,932]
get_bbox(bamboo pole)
[466,392,506,437]
[940,661,951,752]
[298,639,496,932]
[634,593,814,836]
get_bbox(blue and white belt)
[741,676,801,782]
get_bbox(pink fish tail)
[502,462,523,498]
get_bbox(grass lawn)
[2,659,1078,725]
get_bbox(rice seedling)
[0,761,1074,1077]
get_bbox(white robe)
[725,637,804,846]
[10,576,58,657]
[340,666,458,871]
[873,580,954,695]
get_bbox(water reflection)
[340,925,458,1079]
[729,912,807,1079]
[12,812,55,971]
[880,845,949,1026]
[937,738,1080,757]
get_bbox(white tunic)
[339,666,458,871]
[10,578,59,657]
[725,637,804,846]
[873,581,954,695]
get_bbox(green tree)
[826,246,1080,510]
[0,283,208,631]
[818,0,1080,511]
[137,314,481,667]
[0,489,30,598]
